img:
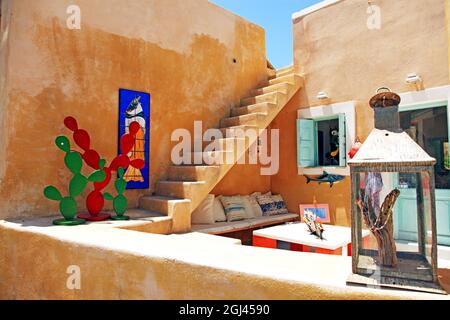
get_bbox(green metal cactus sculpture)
[104,167,130,220]
[44,136,107,226]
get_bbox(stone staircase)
[138,65,303,233]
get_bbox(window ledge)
[298,166,350,177]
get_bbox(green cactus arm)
[65,151,83,174]
[69,174,89,198]
[103,193,114,201]
[118,167,125,178]
[115,179,127,195]
[60,197,77,221]
[88,169,107,183]
[113,195,128,216]
[99,159,107,170]
[55,136,71,153]
[44,186,63,201]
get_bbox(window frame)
[297,114,345,168]
[297,101,356,176]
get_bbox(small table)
[253,223,370,256]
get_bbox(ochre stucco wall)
[271,0,450,225]
[0,0,268,219]
[3,221,442,300]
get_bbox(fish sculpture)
[303,210,325,240]
[304,171,345,188]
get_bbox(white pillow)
[250,193,263,217]
[213,196,227,222]
[241,195,255,219]
[191,194,215,225]
[220,195,246,222]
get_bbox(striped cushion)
[271,194,289,215]
[220,196,246,222]
[256,194,278,216]
[257,194,288,216]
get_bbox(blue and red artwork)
[119,89,150,189]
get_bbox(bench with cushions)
[192,213,299,245]
[191,192,300,245]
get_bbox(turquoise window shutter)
[338,113,346,167]
[297,119,315,167]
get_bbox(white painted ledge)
[1,214,449,299]
[292,0,344,20]
[399,85,450,108]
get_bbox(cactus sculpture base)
[77,213,111,221]
[53,218,86,226]
[110,215,130,221]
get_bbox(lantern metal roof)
[348,128,436,167]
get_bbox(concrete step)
[231,102,277,117]
[277,64,294,73]
[168,165,221,182]
[200,137,247,151]
[240,91,286,107]
[156,181,209,209]
[267,68,277,79]
[139,195,191,216]
[187,150,236,165]
[156,181,206,199]
[268,65,294,80]
[220,112,268,128]
[117,210,174,235]
[219,125,260,138]
[251,82,292,96]
[276,65,294,77]
[173,149,234,166]
[269,74,302,86]
[138,195,193,233]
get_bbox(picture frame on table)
[299,204,331,224]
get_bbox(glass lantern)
[347,88,445,294]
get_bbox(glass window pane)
[399,106,449,189]
[316,118,339,166]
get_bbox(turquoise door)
[395,104,450,246]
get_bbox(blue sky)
[211,0,322,68]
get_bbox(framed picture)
[118,88,151,190]
[299,204,331,224]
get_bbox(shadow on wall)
[0,17,265,219]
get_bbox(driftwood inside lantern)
[357,186,400,267]
[347,88,446,294]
